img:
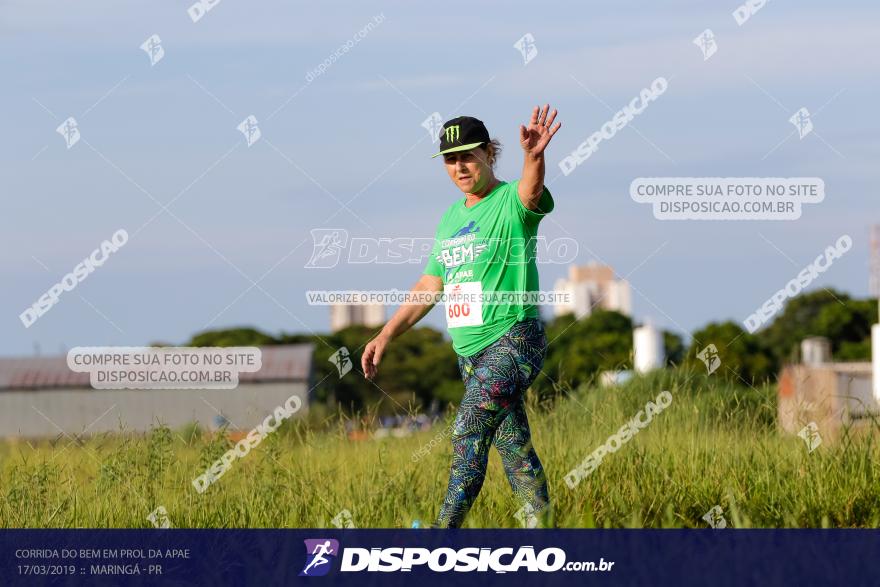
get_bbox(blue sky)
[1,0,878,357]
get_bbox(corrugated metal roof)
[0,344,314,390]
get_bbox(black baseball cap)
[431,116,490,158]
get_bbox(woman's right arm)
[361,274,443,379]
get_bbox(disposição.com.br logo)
[298,539,613,575]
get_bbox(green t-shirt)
[423,178,554,357]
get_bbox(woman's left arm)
[518,104,561,210]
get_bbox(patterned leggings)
[432,318,551,528]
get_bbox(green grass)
[2,368,879,528]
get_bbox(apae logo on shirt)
[436,222,489,278]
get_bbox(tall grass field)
[2,368,879,528]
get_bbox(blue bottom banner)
[1,529,878,586]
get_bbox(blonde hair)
[446,139,502,170]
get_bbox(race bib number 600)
[444,281,484,328]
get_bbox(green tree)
[812,299,877,358]
[663,330,685,367]
[687,321,774,384]
[187,327,277,347]
[760,289,877,364]
[300,325,459,415]
[536,310,633,397]
[359,325,458,412]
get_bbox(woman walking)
[361,105,561,528]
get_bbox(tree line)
[182,288,877,414]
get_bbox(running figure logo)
[140,34,165,66]
[452,221,480,238]
[329,347,352,378]
[306,229,349,268]
[56,117,80,149]
[798,422,822,453]
[692,29,717,61]
[696,344,721,375]
[702,505,727,529]
[299,539,339,576]
[789,108,813,139]
[237,115,261,147]
[513,33,538,65]
[422,112,444,144]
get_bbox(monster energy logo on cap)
[431,116,491,158]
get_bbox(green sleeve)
[510,178,554,226]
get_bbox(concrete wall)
[779,363,875,441]
[0,382,309,438]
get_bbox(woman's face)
[443,146,492,194]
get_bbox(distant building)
[331,303,384,332]
[634,323,665,372]
[779,358,875,445]
[0,344,314,438]
[554,262,632,319]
